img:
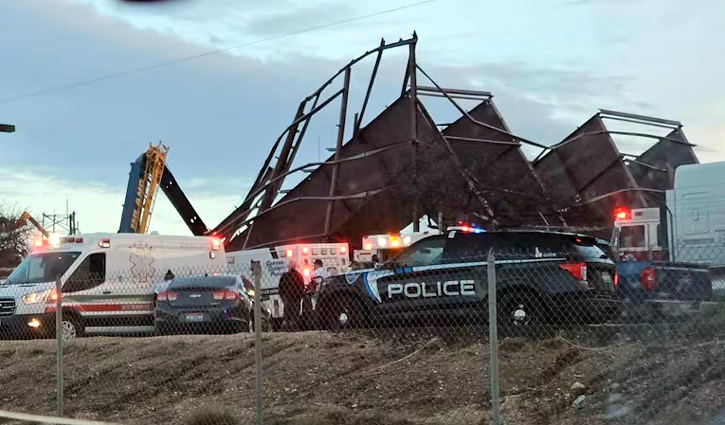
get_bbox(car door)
[374,236,449,322]
[61,253,114,329]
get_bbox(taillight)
[340,246,347,254]
[157,291,178,301]
[640,268,657,291]
[49,288,59,302]
[614,273,619,286]
[213,290,238,300]
[303,268,311,277]
[560,262,588,281]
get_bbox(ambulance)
[0,233,226,339]
[353,231,440,267]
[225,242,349,329]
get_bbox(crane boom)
[119,143,169,234]
[120,143,209,235]
[18,211,49,238]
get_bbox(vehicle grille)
[0,298,16,317]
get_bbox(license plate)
[602,272,612,282]
[183,313,205,322]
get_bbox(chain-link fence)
[0,230,723,424]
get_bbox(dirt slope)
[0,331,724,425]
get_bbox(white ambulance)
[0,233,226,339]
[225,242,349,328]
[353,231,439,267]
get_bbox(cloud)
[241,3,355,37]
[0,166,243,235]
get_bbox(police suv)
[316,229,621,332]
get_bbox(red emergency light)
[210,237,222,251]
[613,207,631,221]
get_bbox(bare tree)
[0,201,33,269]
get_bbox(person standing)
[278,260,305,331]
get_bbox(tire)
[246,316,271,333]
[270,318,283,332]
[61,314,84,340]
[496,291,543,338]
[155,324,170,336]
[324,295,365,331]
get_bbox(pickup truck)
[597,239,713,319]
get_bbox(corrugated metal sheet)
[628,128,698,191]
[230,97,442,250]
[534,114,647,224]
[442,101,558,227]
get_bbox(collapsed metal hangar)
[205,35,699,251]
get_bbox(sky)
[0,0,723,236]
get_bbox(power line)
[0,0,440,106]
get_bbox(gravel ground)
[1,329,724,425]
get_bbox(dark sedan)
[155,275,269,334]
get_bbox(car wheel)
[61,315,84,340]
[325,295,364,331]
[270,318,283,332]
[155,324,170,336]
[497,292,542,337]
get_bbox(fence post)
[251,261,263,425]
[55,276,64,417]
[487,249,500,425]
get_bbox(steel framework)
[212,34,562,250]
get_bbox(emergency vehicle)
[0,233,226,339]
[611,161,725,269]
[354,231,440,266]
[608,162,724,307]
[225,242,349,329]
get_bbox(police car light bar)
[447,225,484,233]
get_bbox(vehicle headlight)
[22,289,51,305]
[247,289,255,297]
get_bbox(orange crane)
[17,211,49,238]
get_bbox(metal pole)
[252,261,263,425]
[409,37,420,233]
[487,250,500,425]
[55,276,64,416]
[323,67,351,237]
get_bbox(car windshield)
[3,252,81,285]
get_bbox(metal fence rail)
[0,410,117,425]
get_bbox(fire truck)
[608,161,725,311]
